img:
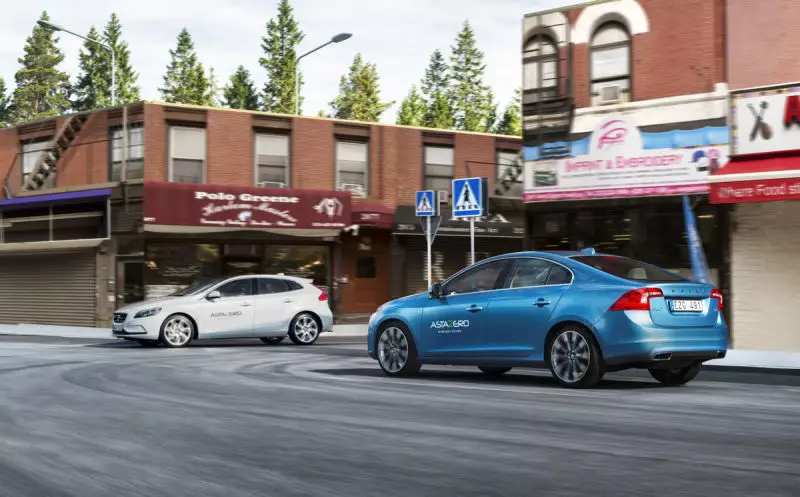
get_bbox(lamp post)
[294,32,352,115]
[38,20,116,106]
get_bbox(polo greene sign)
[143,181,352,230]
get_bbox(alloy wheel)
[378,326,409,374]
[550,330,591,384]
[163,315,193,347]
[293,315,319,344]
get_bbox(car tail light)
[711,288,723,310]
[609,287,664,311]
[314,285,328,302]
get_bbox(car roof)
[224,274,311,283]
[488,250,619,261]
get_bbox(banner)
[681,195,712,284]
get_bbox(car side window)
[258,278,290,295]
[216,279,253,297]
[509,259,553,288]
[286,280,303,291]
[547,264,572,285]
[443,260,510,295]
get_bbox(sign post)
[415,190,439,288]
[452,177,488,265]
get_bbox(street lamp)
[294,32,352,115]
[38,19,116,106]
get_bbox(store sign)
[143,181,352,230]
[731,86,800,155]
[523,115,729,201]
[392,206,525,238]
[710,177,800,204]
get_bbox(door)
[341,230,391,313]
[422,259,513,357]
[485,258,571,358]
[253,277,299,336]
[116,259,144,308]
[200,278,256,338]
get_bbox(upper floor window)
[255,133,290,188]
[496,149,522,197]
[169,126,206,184]
[423,145,454,194]
[21,140,54,188]
[336,141,368,197]
[523,34,558,95]
[110,125,144,181]
[590,22,631,102]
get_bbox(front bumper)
[111,311,162,340]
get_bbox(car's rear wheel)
[260,336,285,345]
[288,313,320,345]
[160,314,194,348]
[548,326,603,388]
[377,322,420,377]
[136,339,160,347]
[649,363,701,386]
[478,366,511,377]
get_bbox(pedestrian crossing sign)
[452,177,485,218]
[415,190,437,217]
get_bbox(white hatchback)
[112,275,334,348]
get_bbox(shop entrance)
[116,258,145,307]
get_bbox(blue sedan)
[367,249,728,388]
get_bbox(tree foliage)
[396,85,425,126]
[260,0,304,114]
[494,87,522,136]
[328,53,393,122]
[223,65,259,110]
[420,49,454,129]
[103,13,141,105]
[159,28,216,106]
[448,20,495,132]
[0,78,13,126]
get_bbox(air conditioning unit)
[258,181,286,189]
[339,183,366,198]
[437,190,450,204]
[598,85,622,105]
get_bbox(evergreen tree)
[328,53,393,122]
[0,78,15,126]
[222,65,259,110]
[316,109,327,117]
[396,85,426,126]
[103,13,141,105]
[449,20,493,132]
[494,88,521,136]
[72,26,106,111]
[259,0,305,114]
[484,88,498,133]
[159,28,215,105]
[420,49,453,129]
[12,11,71,121]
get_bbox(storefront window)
[263,245,330,288]
[144,243,221,298]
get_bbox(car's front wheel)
[288,313,320,345]
[649,363,701,386]
[547,326,604,388]
[159,314,195,348]
[260,336,285,345]
[377,322,420,377]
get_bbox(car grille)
[113,312,127,324]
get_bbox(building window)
[21,140,54,188]
[255,133,289,187]
[496,149,522,197]
[110,125,144,181]
[590,22,631,100]
[523,33,558,96]
[169,126,206,184]
[424,145,454,194]
[336,141,368,197]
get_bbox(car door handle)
[534,299,551,307]
[283,298,293,303]
[466,305,483,312]
[240,303,253,307]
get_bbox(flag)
[682,195,712,284]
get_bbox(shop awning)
[0,188,112,210]
[392,205,525,238]
[351,202,394,228]
[709,151,800,204]
[0,238,105,255]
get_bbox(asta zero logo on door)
[430,320,470,334]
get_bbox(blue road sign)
[452,177,484,218]
[415,190,437,217]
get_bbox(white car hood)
[116,295,194,314]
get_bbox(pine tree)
[396,85,426,126]
[328,53,393,122]
[0,78,15,126]
[449,20,493,132]
[260,0,305,114]
[72,26,106,111]
[159,28,215,105]
[12,11,71,121]
[223,65,259,110]
[494,88,522,136]
[420,49,453,129]
[103,13,141,105]
[316,109,327,117]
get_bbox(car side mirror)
[429,283,442,299]
[206,290,221,301]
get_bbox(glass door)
[116,259,144,307]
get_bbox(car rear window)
[571,255,685,282]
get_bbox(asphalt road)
[0,335,798,497]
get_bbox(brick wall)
[58,112,109,187]
[730,202,800,351]
[727,0,800,90]
[0,127,19,187]
[143,104,166,181]
[292,117,334,190]
[207,110,252,186]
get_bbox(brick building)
[0,102,522,327]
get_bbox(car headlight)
[134,307,162,319]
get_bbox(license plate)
[671,299,703,312]
[112,323,124,332]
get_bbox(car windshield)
[571,255,685,282]
[169,277,226,297]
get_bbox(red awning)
[709,151,800,204]
[351,202,394,228]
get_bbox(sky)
[0,0,571,123]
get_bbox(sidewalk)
[1,322,798,371]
